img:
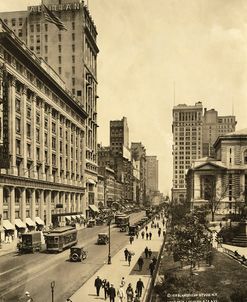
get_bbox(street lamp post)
[51,281,55,302]
[108,218,111,264]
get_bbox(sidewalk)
[222,243,247,257]
[70,221,164,302]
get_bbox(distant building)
[146,156,158,201]
[202,108,237,157]
[172,102,236,203]
[131,142,147,205]
[186,129,247,215]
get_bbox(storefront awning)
[71,215,77,220]
[65,216,72,221]
[76,215,81,219]
[89,205,100,213]
[26,218,36,227]
[87,179,96,185]
[15,219,26,229]
[35,217,44,226]
[80,214,85,218]
[3,220,15,231]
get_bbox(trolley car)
[44,226,77,253]
[117,215,130,228]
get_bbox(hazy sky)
[1,0,247,195]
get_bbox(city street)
[0,211,145,302]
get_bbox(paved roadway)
[0,211,145,302]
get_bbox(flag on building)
[42,4,67,31]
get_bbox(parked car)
[97,233,109,245]
[128,225,137,236]
[69,245,88,262]
[87,219,96,228]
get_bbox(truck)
[18,232,42,253]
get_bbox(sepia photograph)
[0,0,247,301]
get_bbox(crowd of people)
[94,276,144,302]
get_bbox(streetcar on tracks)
[116,215,130,228]
[44,226,77,253]
[17,231,42,254]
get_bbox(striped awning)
[15,219,26,229]
[3,220,15,230]
[89,205,100,213]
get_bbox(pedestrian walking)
[120,277,125,287]
[136,231,139,239]
[141,231,145,239]
[128,253,132,266]
[163,229,166,237]
[148,248,152,258]
[144,246,149,258]
[102,279,110,300]
[158,228,161,237]
[145,225,148,232]
[133,292,140,302]
[129,235,134,245]
[145,232,149,240]
[149,232,152,240]
[136,278,144,297]
[137,255,144,271]
[149,261,155,276]
[162,219,165,227]
[117,284,125,302]
[108,284,116,302]
[126,283,134,302]
[23,291,33,302]
[124,248,129,261]
[94,276,102,296]
[152,256,157,267]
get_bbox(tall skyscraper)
[172,101,237,203]
[146,156,158,192]
[172,102,203,202]
[0,0,99,210]
[110,117,129,158]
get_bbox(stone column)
[9,187,15,224]
[62,118,66,184]
[21,87,27,177]
[0,186,3,243]
[30,189,36,221]
[66,193,71,213]
[40,101,45,180]
[194,173,201,200]
[46,190,51,226]
[68,123,72,184]
[31,96,37,178]
[56,113,61,183]
[21,188,26,223]
[9,77,17,175]
[39,190,44,220]
[48,107,52,180]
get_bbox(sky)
[0,0,247,196]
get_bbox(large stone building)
[202,108,237,157]
[0,20,87,240]
[0,0,99,213]
[186,129,247,216]
[131,142,146,205]
[172,102,236,203]
[146,156,158,192]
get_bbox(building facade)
[186,129,247,215]
[0,20,88,240]
[202,108,236,157]
[172,102,203,202]
[146,155,158,193]
[131,142,146,205]
[172,102,236,203]
[0,0,99,213]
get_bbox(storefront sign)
[28,2,81,13]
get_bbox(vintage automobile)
[69,244,88,262]
[97,233,109,245]
[120,224,128,232]
[128,225,138,236]
[96,218,104,226]
[87,219,96,228]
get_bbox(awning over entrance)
[87,179,96,185]
[76,215,81,219]
[26,218,36,227]
[80,214,85,219]
[3,220,15,231]
[15,219,26,229]
[89,205,100,213]
[65,216,72,221]
[35,217,44,226]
